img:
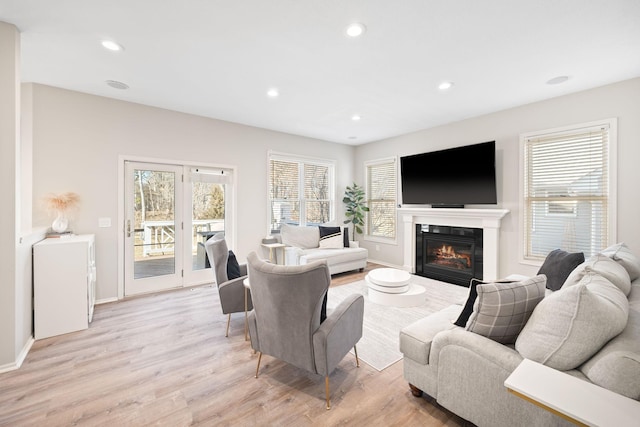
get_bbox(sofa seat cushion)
[516,274,629,370]
[299,247,367,265]
[399,304,462,365]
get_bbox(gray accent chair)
[246,251,364,409]
[205,233,252,337]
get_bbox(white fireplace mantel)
[398,207,510,281]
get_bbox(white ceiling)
[2,0,639,145]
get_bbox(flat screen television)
[400,141,497,207]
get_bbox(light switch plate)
[98,217,111,228]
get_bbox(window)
[521,119,616,261]
[268,152,334,233]
[365,157,397,240]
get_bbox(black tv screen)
[400,141,497,206]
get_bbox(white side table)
[261,243,286,264]
[505,358,640,427]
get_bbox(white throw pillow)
[515,274,629,371]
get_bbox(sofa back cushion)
[601,242,640,281]
[515,274,629,370]
[280,224,319,249]
[563,254,631,296]
[578,278,640,400]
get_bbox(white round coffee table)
[366,268,411,293]
[365,268,426,307]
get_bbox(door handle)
[127,220,131,237]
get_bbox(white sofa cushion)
[601,242,640,281]
[300,247,367,265]
[280,224,319,249]
[516,274,629,370]
[563,254,631,296]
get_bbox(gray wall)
[355,77,640,278]
[29,84,355,301]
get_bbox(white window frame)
[519,118,617,266]
[267,151,336,233]
[364,156,398,244]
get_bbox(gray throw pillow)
[601,242,640,281]
[537,249,584,291]
[465,275,546,344]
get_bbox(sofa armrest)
[313,293,364,376]
[400,304,462,365]
[430,328,523,372]
[284,246,303,265]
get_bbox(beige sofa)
[276,224,368,275]
[400,243,640,427]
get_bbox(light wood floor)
[0,263,469,426]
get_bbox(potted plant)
[343,182,369,236]
[44,192,80,233]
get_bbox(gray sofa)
[277,223,368,275]
[400,243,640,427]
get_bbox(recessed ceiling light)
[546,76,570,85]
[438,81,454,91]
[346,23,366,37]
[106,80,129,90]
[348,136,358,140]
[267,88,279,98]
[351,115,361,121]
[101,40,124,52]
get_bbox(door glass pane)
[192,181,225,270]
[133,169,176,279]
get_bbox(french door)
[123,161,232,296]
[125,162,184,295]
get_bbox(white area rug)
[327,275,468,371]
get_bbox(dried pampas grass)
[44,192,80,217]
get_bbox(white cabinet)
[33,234,96,339]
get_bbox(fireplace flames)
[431,244,471,270]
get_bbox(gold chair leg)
[354,345,360,368]
[255,352,262,378]
[325,376,331,410]
[225,313,231,337]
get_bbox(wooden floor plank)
[0,263,468,426]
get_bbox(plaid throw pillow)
[465,275,547,344]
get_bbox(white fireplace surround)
[398,207,510,282]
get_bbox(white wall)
[29,84,355,301]
[355,77,640,278]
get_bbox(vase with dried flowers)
[44,192,80,233]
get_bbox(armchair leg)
[325,376,331,410]
[354,345,360,368]
[225,313,231,337]
[255,352,262,378]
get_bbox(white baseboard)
[0,336,34,373]
[95,297,118,305]
[367,258,404,270]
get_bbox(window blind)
[366,158,397,239]
[268,154,334,232]
[523,124,610,259]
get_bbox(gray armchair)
[246,251,364,409]
[204,233,253,337]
